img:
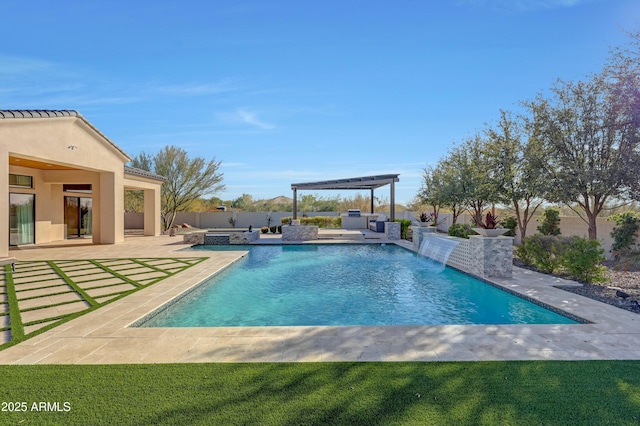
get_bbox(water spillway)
[418,235,460,270]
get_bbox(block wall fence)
[125,211,620,256]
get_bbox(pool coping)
[1,236,639,364]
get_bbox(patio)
[0,235,639,364]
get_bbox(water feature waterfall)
[418,235,460,271]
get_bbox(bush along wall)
[607,211,640,258]
[516,234,606,283]
[395,219,412,240]
[280,216,341,228]
[448,223,477,239]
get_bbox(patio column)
[99,171,124,244]
[143,188,161,236]
[390,179,396,221]
[292,187,297,219]
[0,147,8,257]
[370,189,374,214]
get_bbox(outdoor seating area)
[368,214,388,232]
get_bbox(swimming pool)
[139,244,577,327]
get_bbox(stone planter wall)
[183,233,204,245]
[230,230,260,244]
[282,225,319,241]
[467,235,513,278]
[384,222,401,240]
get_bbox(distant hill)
[255,195,293,206]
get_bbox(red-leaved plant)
[479,212,499,229]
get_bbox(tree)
[130,145,225,231]
[124,190,144,213]
[488,110,546,241]
[528,71,640,239]
[448,135,501,225]
[417,165,444,223]
[436,157,467,224]
[231,194,255,211]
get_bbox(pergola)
[291,174,400,221]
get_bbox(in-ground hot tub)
[183,229,260,245]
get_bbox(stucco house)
[1,110,164,259]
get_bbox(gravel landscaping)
[515,259,640,315]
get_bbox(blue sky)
[2,0,638,205]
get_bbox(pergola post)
[292,187,297,219]
[390,180,395,221]
[370,189,374,214]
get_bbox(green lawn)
[1,361,639,425]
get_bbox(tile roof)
[0,110,81,119]
[124,166,167,182]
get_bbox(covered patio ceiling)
[290,174,400,220]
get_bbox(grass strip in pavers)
[0,361,638,425]
[47,262,98,308]
[3,264,24,341]
[0,258,207,351]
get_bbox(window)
[63,184,92,194]
[9,193,35,245]
[9,174,33,188]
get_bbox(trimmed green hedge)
[280,216,342,228]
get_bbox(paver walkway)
[1,256,206,346]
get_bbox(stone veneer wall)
[384,222,401,240]
[411,226,437,251]
[467,235,513,278]
[183,230,260,245]
[281,225,319,241]
[412,228,513,278]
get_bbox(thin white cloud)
[221,162,250,168]
[152,79,242,96]
[237,108,276,130]
[457,0,599,12]
[217,108,276,130]
[0,55,53,76]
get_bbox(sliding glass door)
[9,193,35,246]
[65,196,92,238]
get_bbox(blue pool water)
[140,244,577,327]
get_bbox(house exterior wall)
[2,114,162,257]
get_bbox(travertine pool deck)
[1,235,639,364]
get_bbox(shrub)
[448,223,476,239]
[562,237,606,283]
[537,208,561,235]
[608,211,640,255]
[302,216,340,228]
[279,216,340,228]
[501,215,518,237]
[516,235,566,273]
[260,226,269,234]
[395,219,412,240]
[517,234,606,283]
